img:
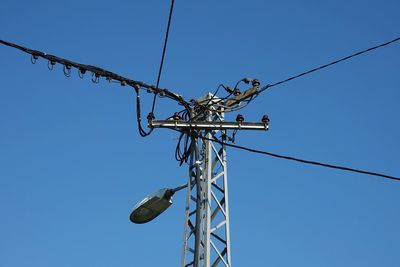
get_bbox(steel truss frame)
[149,94,266,267]
[181,105,232,267]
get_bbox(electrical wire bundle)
[172,78,262,165]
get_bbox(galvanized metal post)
[181,94,232,267]
[149,93,267,267]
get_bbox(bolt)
[173,112,182,121]
[261,114,270,124]
[236,114,245,123]
[147,112,155,121]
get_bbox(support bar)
[149,120,268,131]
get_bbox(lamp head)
[130,188,174,224]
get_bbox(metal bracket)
[149,120,268,131]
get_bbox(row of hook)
[30,54,129,85]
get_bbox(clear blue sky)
[1,1,399,266]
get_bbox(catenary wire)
[198,135,400,182]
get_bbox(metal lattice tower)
[148,93,267,267]
[181,94,232,267]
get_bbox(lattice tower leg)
[181,106,231,267]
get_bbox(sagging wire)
[175,129,192,165]
[199,132,400,182]
[134,86,154,137]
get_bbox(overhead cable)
[0,39,190,108]
[151,0,176,115]
[240,36,400,102]
[0,39,193,137]
[200,135,400,182]
[262,36,400,91]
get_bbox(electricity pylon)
[150,93,268,267]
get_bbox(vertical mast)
[181,94,232,267]
[149,92,267,267]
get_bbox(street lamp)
[129,184,187,224]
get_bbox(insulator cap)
[173,112,182,121]
[236,114,245,123]
[252,79,260,87]
[233,88,241,96]
[261,114,270,124]
[147,112,155,121]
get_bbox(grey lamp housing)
[130,188,174,224]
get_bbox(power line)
[0,39,189,107]
[188,36,400,117]
[0,40,146,89]
[3,37,400,162]
[139,0,176,138]
[152,0,175,115]
[200,135,400,182]
[238,36,400,102]
[262,36,400,91]
[0,38,193,138]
